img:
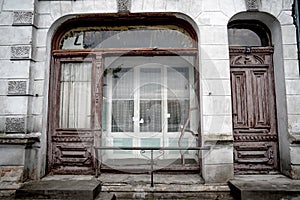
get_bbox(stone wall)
[0,0,299,183]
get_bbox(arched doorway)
[47,14,200,174]
[228,20,279,174]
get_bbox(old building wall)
[0,0,299,183]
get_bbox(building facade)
[0,0,300,185]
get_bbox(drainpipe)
[293,0,300,75]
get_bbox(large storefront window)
[101,56,198,170]
[48,15,199,174]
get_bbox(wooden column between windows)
[94,54,103,170]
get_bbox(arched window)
[48,15,200,174]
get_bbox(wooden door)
[230,47,278,174]
[48,55,97,174]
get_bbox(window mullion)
[133,66,140,148]
[162,66,168,149]
[107,71,112,135]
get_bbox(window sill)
[0,132,40,145]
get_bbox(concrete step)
[228,175,300,200]
[15,180,101,200]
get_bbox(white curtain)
[167,68,190,132]
[139,68,162,132]
[111,68,134,132]
[59,62,92,128]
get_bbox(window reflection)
[60,26,194,49]
[228,21,271,47]
[103,56,197,134]
[228,28,262,46]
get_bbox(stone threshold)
[99,174,230,192]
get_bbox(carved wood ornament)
[230,48,278,174]
[231,54,264,65]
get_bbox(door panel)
[234,141,278,173]
[251,70,270,129]
[51,132,94,174]
[231,71,248,129]
[230,49,278,174]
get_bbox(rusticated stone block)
[117,0,131,12]
[13,11,33,25]
[5,118,25,133]
[11,45,31,59]
[8,81,27,94]
[246,0,259,11]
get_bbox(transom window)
[60,25,195,49]
[228,20,271,46]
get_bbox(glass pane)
[112,68,134,99]
[140,68,161,100]
[167,67,189,99]
[102,98,107,131]
[59,62,92,128]
[60,26,194,49]
[141,138,161,153]
[169,137,189,154]
[168,100,190,132]
[167,67,190,132]
[140,100,162,132]
[228,28,262,46]
[112,100,134,132]
[113,138,133,154]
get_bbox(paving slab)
[228,175,300,200]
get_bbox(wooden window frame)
[47,14,200,174]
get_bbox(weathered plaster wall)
[0,0,43,192]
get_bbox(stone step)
[15,180,101,200]
[111,191,233,200]
[95,192,116,200]
[98,174,234,199]
[228,176,300,200]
